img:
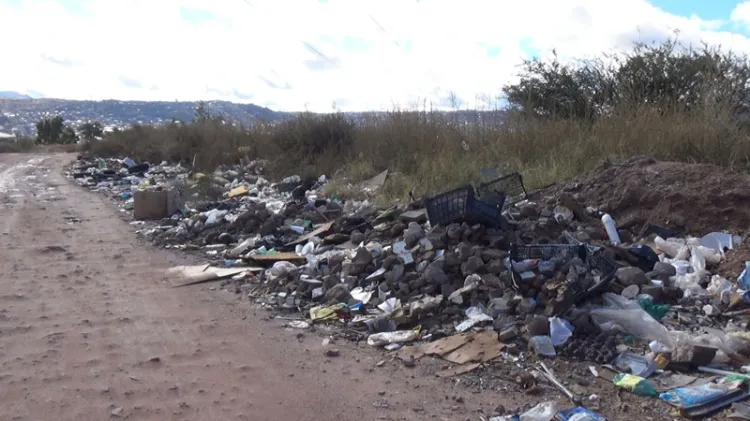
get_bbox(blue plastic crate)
[468,194,507,229]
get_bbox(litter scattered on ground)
[68,153,750,420]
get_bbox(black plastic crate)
[509,243,618,314]
[425,186,473,227]
[477,171,527,209]
[511,243,586,262]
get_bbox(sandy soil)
[0,154,506,421]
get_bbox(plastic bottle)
[601,214,621,245]
[229,236,257,257]
[612,373,658,397]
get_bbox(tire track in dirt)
[0,153,499,421]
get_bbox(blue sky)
[655,0,740,21]
[3,0,750,111]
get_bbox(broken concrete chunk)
[615,266,649,286]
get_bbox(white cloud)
[732,1,750,28]
[2,0,750,112]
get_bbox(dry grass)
[89,98,750,201]
[0,137,37,153]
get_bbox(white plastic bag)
[367,329,420,347]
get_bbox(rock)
[111,407,123,417]
[569,313,595,334]
[671,342,717,366]
[400,209,427,223]
[324,284,351,303]
[517,298,537,314]
[487,259,505,275]
[217,232,235,245]
[573,230,591,243]
[653,262,677,277]
[352,248,373,265]
[615,266,649,286]
[558,193,587,221]
[404,232,420,248]
[404,223,425,247]
[259,218,278,236]
[480,274,502,287]
[497,326,519,342]
[424,263,449,285]
[618,229,634,244]
[519,205,539,218]
[458,243,473,261]
[446,224,463,241]
[481,249,508,262]
[390,222,406,237]
[526,315,550,336]
[646,270,671,282]
[385,265,405,284]
[461,256,485,276]
[493,405,507,416]
[325,348,340,357]
[350,230,366,245]
[640,284,663,301]
[403,357,416,368]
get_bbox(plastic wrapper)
[455,305,493,332]
[549,317,574,346]
[672,272,708,298]
[689,245,706,272]
[367,329,420,347]
[270,261,299,277]
[659,382,729,408]
[519,401,556,421]
[557,407,606,421]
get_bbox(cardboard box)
[133,189,181,220]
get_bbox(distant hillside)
[0,98,292,136]
[0,91,32,100]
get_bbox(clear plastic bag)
[590,307,674,348]
[519,401,557,421]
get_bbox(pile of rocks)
[69,154,750,419]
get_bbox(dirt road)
[0,154,507,421]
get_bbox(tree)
[79,121,103,141]
[194,101,211,123]
[502,37,750,120]
[35,115,79,144]
[60,126,78,144]
[35,116,65,144]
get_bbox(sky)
[3,0,750,112]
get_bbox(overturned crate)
[509,243,617,316]
[425,186,507,230]
[477,170,528,210]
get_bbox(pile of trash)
[69,154,750,420]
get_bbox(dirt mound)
[548,155,750,237]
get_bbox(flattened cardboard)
[285,221,335,247]
[165,264,253,287]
